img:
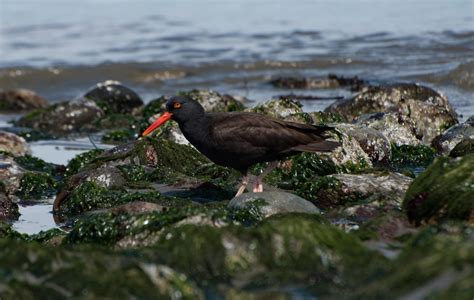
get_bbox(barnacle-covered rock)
[432,118,474,155]
[0,88,48,112]
[0,131,31,156]
[84,80,144,114]
[179,90,245,112]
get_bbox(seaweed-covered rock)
[449,138,474,157]
[0,239,204,299]
[356,223,474,299]
[16,98,105,136]
[299,172,412,209]
[432,120,474,155]
[15,172,57,201]
[326,83,458,143]
[179,90,245,112]
[389,143,436,170]
[0,88,48,111]
[228,191,320,219]
[249,98,303,118]
[355,112,420,146]
[65,149,104,177]
[84,80,144,114]
[151,214,386,292]
[0,131,31,156]
[403,154,474,225]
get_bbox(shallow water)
[0,0,473,119]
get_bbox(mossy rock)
[355,223,474,299]
[141,96,168,120]
[449,138,474,157]
[102,129,136,144]
[250,98,303,118]
[55,181,163,217]
[0,239,203,299]
[0,221,26,240]
[15,172,57,200]
[403,154,474,225]
[14,155,57,175]
[64,149,104,177]
[178,90,245,112]
[151,214,387,292]
[390,143,436,170]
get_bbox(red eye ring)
[173,102,182,109]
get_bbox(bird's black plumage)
[147,96,341,174]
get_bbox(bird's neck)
[178,113,210,142]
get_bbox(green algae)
[309,111,345,124]
[65,149,104,177]
[450,138,474,157]
[355,223,474,299]
[403,154,474,225]
[102,129,135,144]
[141,96,167,120]
[390,143,436,169]
[0,239,203,299]
[15,172,57,200]
[14,155,56,175]
[57,181,162,217]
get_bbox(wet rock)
[326,83,458,143]
[179,90,245,112]
[105,201,165,215]
[327,125,373,169]
[308,111,346,124]
[389,143,436,170]
[449,138,474,157]
[355,112,420,146]
[432,120,474,155]
[0,239,204,299]
[249,98,303,118]
[15,172,57,201]
[0,131,31,156]
[65,149,104,177]
[355,223,474,299]
[403,154,474,225]
[151,214,386,291]
[84,80,144,114]
[1,126,55,142]
[0,88,48,111]
[16,98,105,136]
[336,124,391,164]
[228,191,320,219]
[0,183,20,221]
[298,172,412,209]
[269,74,365,91]
[0,154,26,199]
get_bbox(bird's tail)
[291,140,341,153]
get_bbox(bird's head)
[142,96,204,136]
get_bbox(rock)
[326,83,458,143]
[15,172,57,201]
[336,124,391,164]
[389,144,436,170]
[16,98,105,136]
[249,98,303,118]
[0,131,31,156]
[0,89,48,111]
[228,191,320,219]
[355,223,474,299]
[449,138,474,157]
[0,183,19,221]
[355,112,420,146]
[432,120,474,155]
[0,239,204,299]
[403,154,474,225]
[328,125,373,169]
[0,154,26,199]
[298,172,412,209]
[269,74,365,91]
[179,90,245,112]
[84,80,144,114]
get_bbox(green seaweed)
[65,149,104,177]
[102,129,135,144]
[403,154,474,225]
[15,172,57,200]
[14,155,56,175]
[390,143,436,168]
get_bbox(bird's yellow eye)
[173,102,182,109]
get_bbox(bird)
[142,96,341,197]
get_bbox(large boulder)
[16,98,105,137]
[403,154,474,225]
[0,89,48,112]
[84,80,144,114]
[326,83,458,144]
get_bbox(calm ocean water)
[1,0,473,116]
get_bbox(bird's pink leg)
[235,174,249,197]
[252,161,279,193]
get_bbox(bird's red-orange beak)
[142,112,173,136]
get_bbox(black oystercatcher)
[142,96,340,196]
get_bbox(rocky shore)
[0,77,472,298]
